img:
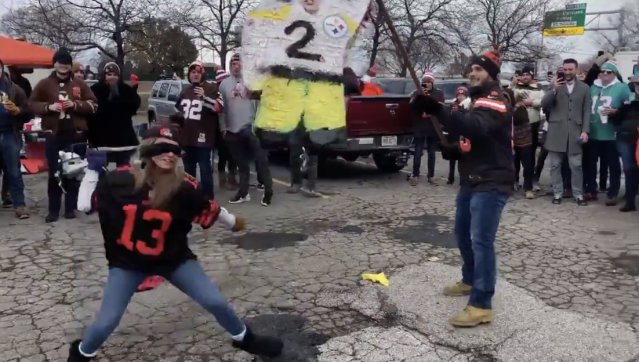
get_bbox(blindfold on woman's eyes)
[141,143,182,158]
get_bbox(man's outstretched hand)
[410,94,442,115]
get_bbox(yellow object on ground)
[361,272,389,287]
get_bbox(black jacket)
[87,81,141,148]
[411,88,444,136]
[612,99,639,143]
[415,81,515,194]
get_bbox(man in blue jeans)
[0,58,31,219]
[412,45,513,327]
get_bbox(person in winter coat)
[87,62,141,166]
[611,74,639,212]
[30,47,97,223]
[411,46,514,327]
[73,62,85,81]
[584,60,630,205]
[214,69,238,189]
[360,75,382,96]
[506,89,535,198]
[511,65,544,152]
[408,70,444,186]
[0,58,31,219]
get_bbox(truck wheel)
[373,153,406,173]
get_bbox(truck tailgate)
[346,96,413,137]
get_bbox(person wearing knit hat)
[173,60,225,200]
[216,69,230,85]
[407,68,444,186]
[410,43,514,327]
[583,58,632,206]
[86,60,140,168]
[30,46,98,223]
[511,63,545,196]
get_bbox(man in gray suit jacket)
[541,59,592,205]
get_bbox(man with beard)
[173,61,220,200]
[30,47,97,222]
[0,58,31,219]
[411,45,513,327]
[87,62,141,166]
[541,59,591,206]
[66,125,283,361]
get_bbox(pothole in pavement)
[387,214,455,248]
[245,314,330,362]
[219,232,308,251]
[610,253,639,276]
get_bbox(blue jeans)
[0,132,26,207]
[183,146,214,199]
[617,140,639,207]
[454,188,508,310]
[413,136,437,177]
[81,260,245,354]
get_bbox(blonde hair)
[130,138,185,209]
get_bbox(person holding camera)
[541,59,591,206]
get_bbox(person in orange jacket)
[360,74,382,96]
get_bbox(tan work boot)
[449,306,493,327]
[409,175,419,186]
[218,172,227,189]
[525,190,535,199]
[443,281,472,296]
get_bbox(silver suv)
[147,79,190,124]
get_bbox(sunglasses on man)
[600,70,615,75]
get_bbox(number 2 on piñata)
[241,0,371,145]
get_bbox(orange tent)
[0,36,55,67]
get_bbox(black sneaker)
[2,195,12,209]
[67,339,95,361]
[576,198,588,206]
[301,188,321,198]
[446,178,454,185]
[620,204,637,212]
[232,327,283,357]
[257,183,265,190]
[64,211,76,220]
[552,197,562,205]
[45,213,59,223]
[229,193,250,204]
[261,192,272,206]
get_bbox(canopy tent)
[0,36,55,67]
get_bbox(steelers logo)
[323,15,349,38]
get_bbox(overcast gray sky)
[0,0,635,64]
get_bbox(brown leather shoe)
[15,207,30,219]
[605,197,617,206]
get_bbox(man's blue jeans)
[412,136,437,178]
[183,146,214,199]
[0,132,26,207]
[454,188,508,310]
[617,139,639,207]
[81,260,246,354]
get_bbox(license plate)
[381,136,397,146]
[358,138,374,145]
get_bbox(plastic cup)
[598,106,608,124]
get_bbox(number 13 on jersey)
[118,205,173,256]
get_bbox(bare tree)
[1,0,162,67]
[444,0,571,64]
[167,0,254,68]
[595,4,639,53]
[375,0,457,76]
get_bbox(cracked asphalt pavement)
[2,155,639,362]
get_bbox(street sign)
[565,3,587,10]
[542,8,587,37]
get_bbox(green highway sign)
[543,8,587,37]
[565,3,587,10]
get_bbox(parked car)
[147,79,191,124]
[373,77,470,104]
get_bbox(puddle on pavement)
[610,253,639,276]
[337,225,364,234]
[245,314,330,362]
[597,230,617,236]
[219,232,308,251]
[387,214,455,248]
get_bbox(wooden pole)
[374,0,448,146]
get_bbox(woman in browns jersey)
[67,125,283,361]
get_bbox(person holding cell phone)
[541,59,592,206]
[584,60,630,205]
